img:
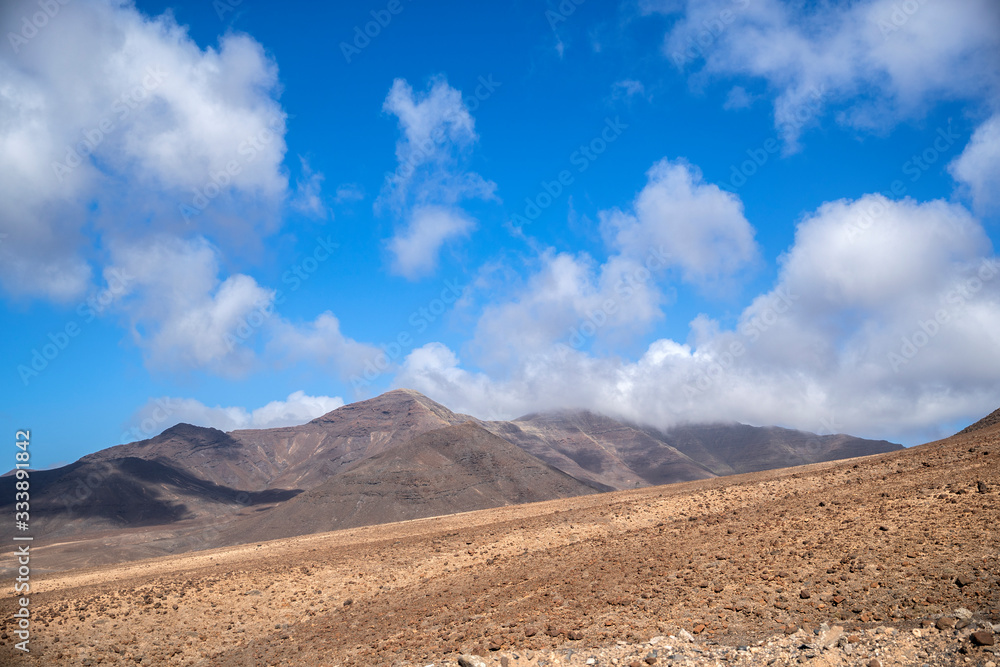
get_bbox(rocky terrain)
[0,408,995,666]
[0,390,901,571]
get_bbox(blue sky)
[2,0,999,470]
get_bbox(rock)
[342,598,353,606]
[458,656,487,667]
[568,630,584,640]
[868,660,882,667]
[818,625,843,648]
[936,617,957,630]
[644,656,658,665]
[501,658,510,667]
[799,590,811,600]
[957,574,976,587]
[692,624,706,634]
[978,481,990,493]
[524,627,537,637]
[972,631,996,646]
[678,629,695,642]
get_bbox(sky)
[1,0,999,470]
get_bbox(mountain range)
[1,389,903,566]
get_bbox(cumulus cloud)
[379,77,496,279]
[949,114,1000,214]
[395,195,1000,444]
[268,311,384,380]
[601,159,759,287]
[0,0,288,300]
[387,205,476,279]
[125,390,345,440]
[470,250,668,369]
[465,158,753,369]
[660,0,1000,148]
[108,236,275,375]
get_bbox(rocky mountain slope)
[0,389,902,567]
[220,421,600,542]
[3,405,995,667]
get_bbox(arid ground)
[2,420,997,666]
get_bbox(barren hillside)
[1,413,995,666]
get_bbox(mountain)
[481,411,902,490]
[957,405,1000,435]
[481,410,716,490]
[220,421,599,542]
[0,456,299,540]
[83,389,472,491]
[638,422,903,476]
[0,389,905,566]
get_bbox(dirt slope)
[2,417,995,667]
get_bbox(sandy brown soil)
[1,423,997,666]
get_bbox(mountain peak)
[309,388,458,424]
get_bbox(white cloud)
[601,159,759,287]
[379,77,496,280]
[388,205,476,279]
[395,194,1000,444]
[126,390,345,439]
[464,158,753,370]
[949,114,1000,214]
[268,311,384,380]
[108,236,275,375]
[0,0,288,301]
[470,249,668,369]
[660,0,1000,148]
